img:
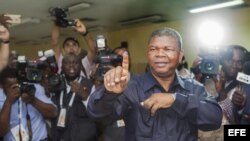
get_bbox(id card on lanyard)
[57,77,82,128]
[11,98,29,141]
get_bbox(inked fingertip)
[140,102,144,106]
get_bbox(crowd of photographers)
[1,10,250,141]
[189,45,250,141]
[0,12,126,141]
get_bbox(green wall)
[11,8,250,73]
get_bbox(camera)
[20,82,36,96]
[48,74,65,93]
[50,7,76,27]
[17,56,46,83]
[199,52,220,76]
[94,35,123,81]
[16,56,46,97]
[44,50,65,93]
[17,50,65,93]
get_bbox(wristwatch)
[1,40,10,44]
[82,30,88,36]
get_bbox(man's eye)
[150,48,156,51]
[164,48,174,51]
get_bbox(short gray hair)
[148,27,182,49]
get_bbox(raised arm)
[74,19,96,63]
[0,25,10,72]
[0,84,21,136]
[87,52,130,119]
[21,84,58,119]
[51,24,62,61]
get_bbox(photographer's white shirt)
[0,84,53,141]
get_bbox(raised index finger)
[122,51,129,74]
[120,51,129,82]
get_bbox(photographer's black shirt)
[50,76,97,141]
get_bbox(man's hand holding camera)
[104,51,129,94]
[0,14,11,28]
[5,84,21,104]
[73,19,88,35]
[0,25,9,42]
[0,14,16,40]
[0,15,10,72]
[21,92,35,104]
[5,83,36,104]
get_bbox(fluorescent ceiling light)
[21,17,40,24]
[189,0,244,13]
[68,2,91,12]
[10,17,40,27]
[120,15,162,25]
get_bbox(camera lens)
[49,74,60,86]
[20,83,36,96]
[204,61,215,71]
[31,71,39,80]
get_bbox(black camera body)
[17,49,66,94]
[94,35,123,81]
[51,7,76,27]
[48,73,65,93]
[94,53,123,81]
[20,82,36,96]
[199,52,220,76]
[44,50,65,93]
[16,56,48,97]
[17,57,46,83]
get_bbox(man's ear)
[178,50,184,63]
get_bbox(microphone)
[243,61,250,75]
[236,61,250,84]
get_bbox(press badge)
[57,108,67,128]
[11,124,29,141]
[117,119,125,127]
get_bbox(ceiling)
[0,0,249,44]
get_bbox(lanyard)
[18,97,22,136]
[18,97,22,122]
[59,77,82,108]
[18,97,24,141]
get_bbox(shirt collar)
[142,71,186,92]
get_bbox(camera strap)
[18,98,23,140]
[81,64,88,79]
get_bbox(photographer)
[89,44,128,141]
[198,45,249,141]
[0,67,57,141]
[231,61,250,124]
[51,16,96,78]
[50,54,97,141]
[177,56,191,78]
[0,15,10,72]
[191,53,222,99]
